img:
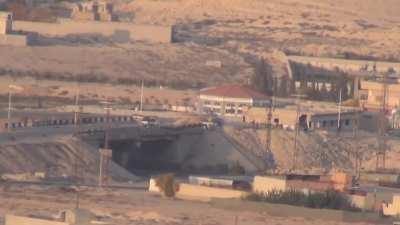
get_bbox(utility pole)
[352,110,361,179]
[292,94,303,172]
[7,87,12,133]
[99,101,113,188]
[376,72,389,171]
[140,80,144,112]
[73,84,80,135]
[73,83,81,209]
[265,95,273,169]
[337,89,342,134]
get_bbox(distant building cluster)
[71,1,117,22]
[199,84,270,117]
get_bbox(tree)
[386,67,396,75]
[337,75,349,100]
[251,57,274,95]
[278,75,290,97]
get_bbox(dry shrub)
[155,173,179,197]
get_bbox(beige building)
[253,173,351,194]
[245,105,363,132]
[71,1,116,22]
[359,79,400,111]
[199,84,270,117]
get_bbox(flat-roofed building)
[359,79,400,111]
[199,84,270,117]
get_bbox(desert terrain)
[1,0,400,224]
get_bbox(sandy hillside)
[0,42,252,88]
[0,136,138,183]
[120,0,400,61]
[121,0,400,24]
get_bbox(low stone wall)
[177,183,247,202]
[253,175,287,193]
[211,199,390,224]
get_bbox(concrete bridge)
[77,124,205,172]
[77,124,205,145]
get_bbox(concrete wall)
[211,199,386,224]
[349,194,367,210]
[188,176,234,187]
[178,129,260,173]
[176,183,247,202]
[149,178,247,202]
[5,215,69,225]
[13,20,172,43]
[0,34,27,46]
[253,175,287,193]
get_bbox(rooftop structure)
[199,84,269,117]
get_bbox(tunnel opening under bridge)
[107,139,182,174]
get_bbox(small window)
[345,119,350,126]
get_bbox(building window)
[214,102,221,106]
[360,94,368,100]
[330,120,335,126]
[345,119,350,126]
[322,121,326,127]
[204,101,211,105]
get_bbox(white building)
[199,84,270,117]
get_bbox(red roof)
[200,84,268,99]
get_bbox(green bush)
[245,189,358,211]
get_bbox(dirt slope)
[0,136,138,183]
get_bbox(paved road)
[0,121,141,143]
